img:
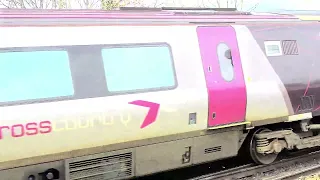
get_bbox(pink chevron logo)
[129,100,160,129]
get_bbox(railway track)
[188,150,320,180]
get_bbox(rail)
[188,150,320,180]
[263,151,320,180]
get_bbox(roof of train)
[295,15,320,21]
[2,7,313,26]
[0,7,299,20]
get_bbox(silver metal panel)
[0,160,64,180]
[135,138,193,176]
[192,130,239,164]
[65,148,134,180]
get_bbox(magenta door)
[197,26,247,127]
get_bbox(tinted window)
[0,50,74,103]
[217,43,234,82]
[264,41,283,56]
[101,44,176,93]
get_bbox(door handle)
[225,49,234,66]
[212,112,216,119]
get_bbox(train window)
[264,41,283,56]
[101,44,177,93]
[0,50,74,103]
[217,43,234,82]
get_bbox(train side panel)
[233,25,293,122]
[6,22,320,179]
[0,25,209,165]
[197,26,247,127]
[0,25,245,180]
[245,23,320,116]
[233,22,320,125]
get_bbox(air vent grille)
[282,40,299,55]
[204,146,222,154]
[67,152,133,180]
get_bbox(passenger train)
[0,7,320,180]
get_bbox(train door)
[197,26,247,127]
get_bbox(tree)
[0,0,63,8]
[75,0,100,9]
[149,0,164,7]
[196,0,247,10]
[100,0,118,9]
[0,0,142,10]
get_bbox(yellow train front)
[1,8,320,180]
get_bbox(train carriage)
[0,7,320,180]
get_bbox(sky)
[248,0,320,11]
[136,0,320,11]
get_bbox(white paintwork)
[0,25,209,162]
[233,25,293,121]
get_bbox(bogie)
[243,118,320,165]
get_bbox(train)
[0,7,320,180]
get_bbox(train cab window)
[217,43,234,82]
[101,44,177,93]
[264,41,283,56]
[0,50,74,103]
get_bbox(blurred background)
[1,0,319,13]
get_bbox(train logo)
[129,100,160,129]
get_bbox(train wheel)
[249,128,278,165]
